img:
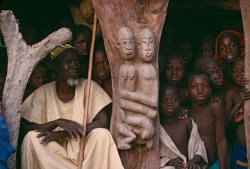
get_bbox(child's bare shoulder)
[179,117,193,130]
[208,99,224,116]
[225,86,239,96]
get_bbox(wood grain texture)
[240,0,250,167]
[0,10,72,169]
[91,1,169,168]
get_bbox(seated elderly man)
[20,44,124,169]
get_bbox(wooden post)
[240,0,250,167]
[78,12,97,169]
[91,1,169,168]
[0,10,72,169]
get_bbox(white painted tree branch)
[0,10,72,169]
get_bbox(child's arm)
[225,88,243,125]
[212,102,227,169]
[187,155,203,169]
[240,90,250,101]
[233,106,244,123]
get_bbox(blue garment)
[233,142,247,169]
[0,114,15,169]
[207,159,219,169]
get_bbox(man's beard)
[67,79,79,87]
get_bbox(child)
[198,34,216,58]
[93,44,113,124]
[186,70,227,169]
[224,58,250,124]
[71,25,92,78]
[195,56,227,105]
[159,83,208,169]
[23,64,47,101]
[214,30,244,83]
[177,38,196,74]
[164,53,190,107]
[224,57,250,169]
[93,45,112,98]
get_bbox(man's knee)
[22,131,39,145]
[87,128,113,141]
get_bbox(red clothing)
[214,30,245,64]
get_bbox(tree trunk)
[91,1,169,168]
[240,0,250,167]
[0,10,72,169]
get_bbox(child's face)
[164,57,184,85]
[200,41,215,57]
[188,75,211,105]
[30,67,47,89]
[179,42,194,63]
[73,32,91,58]
[204,62,223,87]
[218,34,240,63]
[0,75,6,101]
[93,51,111,81]
[233,59,244,86]
[160,86,179,117]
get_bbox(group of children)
[0,21,249,168]
[158,30,249,169]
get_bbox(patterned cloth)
[233,143,247,169]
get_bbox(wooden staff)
[78,11,98,169]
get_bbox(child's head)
[177,38,195,64]
[164,53,185,85]
[186,70,211,105]
[93,45,111,81]
[232,57,244,86]
[72,25,92,58]
[199,34,216,57]
[217,32,241,63]
[29,64,47,89]
[159,83,180,117]
[195,57,223,88]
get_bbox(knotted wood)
[91,1,169,168]
[0,10,72,169]
[240,0,250,167]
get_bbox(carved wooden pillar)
[240,0,250,167]
[0,10,72,168]
[91,1,169,168]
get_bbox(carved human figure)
[130,28,158,149]
[118,27,137,92]
[117,28,158,150]
[117,27,137,149]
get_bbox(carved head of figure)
[117,27,135,61]
[138,28,155,63]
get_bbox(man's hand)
[186,160,200,169]
[37,131,64,145]
[55,119,83,139]
[167,157,185,169]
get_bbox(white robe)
[20,79,124,169]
